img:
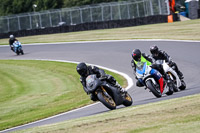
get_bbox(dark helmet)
[132,49,141,61]
[150,45,159,56]
[76,62,88,77]
[9,35,15,40]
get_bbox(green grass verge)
[16,94,200,133]
[0,19,200,45]
[0,60,127,131]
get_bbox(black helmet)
[132,49,141,61]
[150,45,159,56]
[76,62,88,77]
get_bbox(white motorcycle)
[155,60,186,92]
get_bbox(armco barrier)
[0,15,168,39]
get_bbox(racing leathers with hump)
[150,45,184,79]
[76,62,125,101]
[131,49,169,91]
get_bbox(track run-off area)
[0,39,200,132]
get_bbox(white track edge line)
[0,39,200,47]
[0,59,133,133]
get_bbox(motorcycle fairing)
[136,62,147,75]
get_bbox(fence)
[0,0,169,34]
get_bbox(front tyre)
[123,93,133,106]
[179,79,186,90]
[97,91,116,110]
[146,80,162,98]
[21,50,24,55]
[166,86,173,95]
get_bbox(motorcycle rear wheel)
[146,80,162,98]
[122,93,133,106]
[97,91,116,110]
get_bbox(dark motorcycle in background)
[12,41,24,55]
[86,74,133,110]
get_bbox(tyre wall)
[0,15,167,39]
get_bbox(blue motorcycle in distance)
[13,41,24,55]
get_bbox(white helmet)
[9,35,14,39]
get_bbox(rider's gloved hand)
[106,75,112,80]
[168,61,173,66]
[106,75,116,83]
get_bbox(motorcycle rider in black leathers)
[76,62,125,101]
[9,35,18,51]
[150,45,184,79]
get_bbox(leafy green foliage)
[63,0,124,7]
[0,0,126,16]
[0,0,63,16]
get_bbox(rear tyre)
[123,93,133,106]
[21,50,24,55]
[97,91,116,110]
[146,80,162,98]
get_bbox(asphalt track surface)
[0,40,200,132]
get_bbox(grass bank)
[17,94,200,133]
[0,60,126,131]
[0,19,200,45]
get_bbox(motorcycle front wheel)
[97,91,116,110]
[167,72,178,92]
[179,79,186,90]
[146,80,162,98]
[21,50,24,55]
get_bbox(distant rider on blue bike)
[9,35,18,51]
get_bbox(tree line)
[0,0,125,16]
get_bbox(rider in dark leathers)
[150,45,184,79]
[9,35,18,51]
[76,62,125,101]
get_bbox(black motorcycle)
[86,74,133,110]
